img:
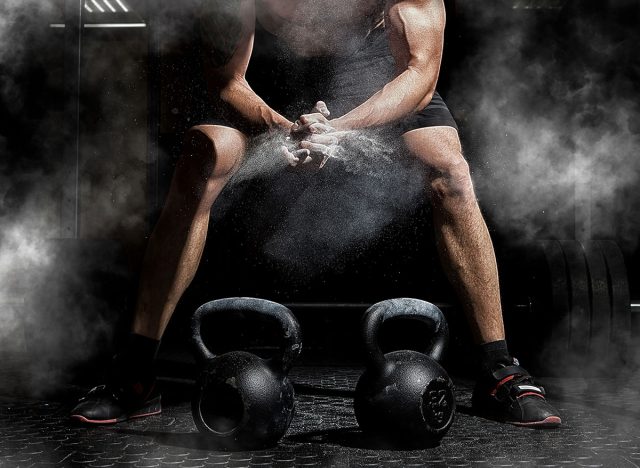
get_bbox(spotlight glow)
[102,0,117,13]
[114,0,129,12]
[83,23,146,28]
[90,0,105,13]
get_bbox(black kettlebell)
[191,297,302,450]
[354,298,455,447]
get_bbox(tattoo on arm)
[200,0,244,68]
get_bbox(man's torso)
[255,0,384,56]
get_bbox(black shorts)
[205,22,458,134]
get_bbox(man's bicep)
[385,0,445,72]
[200,0,255,80]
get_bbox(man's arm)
[329,0,445,131]
[200,0,292,133]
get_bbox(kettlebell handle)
[191,297,302,374]
[362,298,449,368]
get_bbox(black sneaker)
[472,360,561,428]
[70,380,161,424]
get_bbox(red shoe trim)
[70,408,161,424]
[512,416,562,427]
[490,374,515,396]
[130,408,162,419]
[70,415,118,424]
[517,392,545,399]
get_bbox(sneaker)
[70,381,161,424]
[472,360,561,428]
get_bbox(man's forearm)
[330,68,435,131]
[217,77,293,133]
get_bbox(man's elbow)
[206,72,244,102]
[218,76,245,103]
[414,88,436,112]
[407,65,437,112]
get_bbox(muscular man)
[71,0,561,427]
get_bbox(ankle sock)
[125,333,161,366]
[112,333,161,386]
[478,339,513,375]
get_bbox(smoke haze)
[0,0,145,394]
[448,1,640,249]
[0,0,638,395]
[442,2,640,431]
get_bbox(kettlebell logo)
[423,378,452,428]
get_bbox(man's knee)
[181,125,244,180]
[404,127,476,204]
[428,151,475,203]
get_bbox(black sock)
[478,339,513,375]
[125,333,161,366]
[112,333,161,385]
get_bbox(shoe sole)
[70,397,162,425]
[474,410,562,428]
[511,415,562,428]
[472,400,562,428]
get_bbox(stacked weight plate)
[529,240,631,375]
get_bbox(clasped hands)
[281,101,348,169]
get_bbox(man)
[71,0,561,427]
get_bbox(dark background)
[0,0,638,391]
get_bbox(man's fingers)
[300,141,331,155]
[309,123,335,134]
[281,145,310,166]
[307,134,339,145]
[280,145,297,166]
[294,148,311,164]
[299,113,329,125]
[312,101,330,117]
[291,122,335,138]
[297,140,343,169]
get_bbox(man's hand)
[299,133,342,168]
[279,144,311,167]
[291,100,332,136]
[283,101,349,168]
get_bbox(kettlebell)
[354,298,455,447]
[191,297,302,450]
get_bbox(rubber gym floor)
[1,365,640,467]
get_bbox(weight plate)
[540,240,571,352]
[595,240,631,359]
[581,241,611,355]
[559,240,590,355]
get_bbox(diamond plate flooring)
[1,367,640,467]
